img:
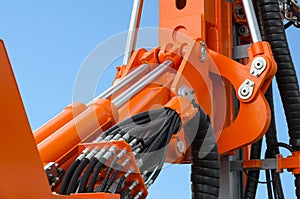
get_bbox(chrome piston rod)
[112,60,173,108]
[242,0,262,43]
[87,63,151,106]
[123,0,144,65]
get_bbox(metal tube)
[112,60,173,108]
[122,0,144,65]
[87,64,151,106]
[242,0,262,43]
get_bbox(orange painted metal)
[159,0,232,54]
[0,40,53,199]
[34,102,87,144]
[118,81,172,121]
[171,40,213,117]
[241,151,300,175]
[159,0,205,44]
[70,193,120,199]
[118,48,148,79]
[277,151,300,174]
[164,96,198,163]
[209,41,277,155]
[52,193,119,199]
[0,41,114,199]
[117,40,277,157]
[38,98,118,163]
[117,48,181,121]
[243,159,263,169]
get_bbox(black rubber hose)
[296,174,300,198]
[59,159,81,194]
[95,108,167,141]
[100,152,126,192]
[264,87,284,199]
[120,108,167,126]
[277,142,294,152]
[265,170,274,199]
[144,119,177,185]
[87,161,105,192]
[243,139,262,199]
[102,167,121,192]
[116,176,126,193]
[66,158,90,194]
[121,189,131,199]
[77,157,98,193]
[254,0,300,197]
[188,105,220,199]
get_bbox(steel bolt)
[177,140,185,153]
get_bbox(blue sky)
[0,1,299,198]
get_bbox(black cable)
[59,159,81,194]
[87,161,105,192]
[141,113,180,177]
[102,168,121,192]
[264,87,284,199]
[116,176,126,193]
[296,174,300,198]
[75,108,181,195]
[66,158,90,194]
[284,21,294,29]
[145,115,179,184]
[244,139,263,199]
[77,157,98,193]
[96,108,167,141]
[243,169,272,184]
[142,112,178,153]
[266,170,274,199]
[277,142,294,152]
[99,152,126,192]
[120,189,131,199]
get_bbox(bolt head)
[177,140,185,153]
[240,86,250,97]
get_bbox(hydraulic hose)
[265,87,284,199]
[244,139,262,199]
[254,0,300,197]
[87,161,105,192]
[187,104,220,199]
[77,157,98,193]
[66,158,90,194]
[59,159,81,194]
[296,174,300,198]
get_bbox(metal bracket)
[250,57,267,77]
[178,85,195,102]
[233,44,250,59]
[44,162,64,189]
[238,79,255,100]
[230,159,277,171]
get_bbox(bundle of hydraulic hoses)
[59,107,181,199]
